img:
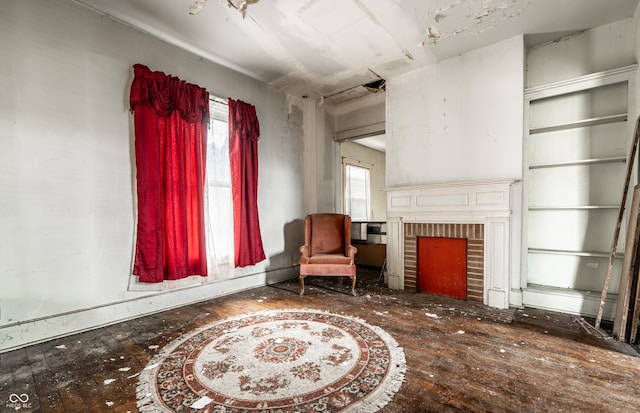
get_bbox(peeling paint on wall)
[227,0,261,18]
[189,0,207,15]
[424,0,522,44]
[402,49,415,60]
[189,0,261,18]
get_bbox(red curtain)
[229,98,266,267]
[130,64,209,282]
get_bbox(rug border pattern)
[137,308,406,412]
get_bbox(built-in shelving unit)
[524,65,637,295]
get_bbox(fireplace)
[385,180,516,309]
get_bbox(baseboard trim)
[0,266,297,353]
[522,285,618,320]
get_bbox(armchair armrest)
[299,244,310,264]
[347,245,357,264]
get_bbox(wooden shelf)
[528,206,618,211]
[528,248,623,258]
[529,113,627,135]
[529,156,626,169]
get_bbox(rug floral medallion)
[137,309,406,412]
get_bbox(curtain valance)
[130,64,209,125]
[229,98,260,142]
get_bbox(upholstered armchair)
[299,213,358,296]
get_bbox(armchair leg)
[350,275,356,296]
[299,275,305,296]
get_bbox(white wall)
[299,98,338,215]
[386,36,525,187]
[0,0,305,351]
[527,18,636,88]
[333,92,386,141]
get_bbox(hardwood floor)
[1,269,639,412]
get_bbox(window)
[205,99,234,276]
[344,161,371,221]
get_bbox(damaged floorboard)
[1,269,639,412]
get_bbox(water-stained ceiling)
[75,0,639,104]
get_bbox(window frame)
[342,158,372,221]
[204,97,234,277]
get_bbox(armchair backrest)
[305,213,352,256]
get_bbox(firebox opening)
[417,237,468,299]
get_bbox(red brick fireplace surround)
[385,180,517,309]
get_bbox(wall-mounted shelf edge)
[528,248,623,258]
[528,206,619,210]
[530,114,627,135]
[524,64,638,101]
[529,156,627,169]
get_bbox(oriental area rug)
[136,309,406,412]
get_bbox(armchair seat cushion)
[307,254,353,265]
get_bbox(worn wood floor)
[1,269,639,413]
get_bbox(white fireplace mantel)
[384,179,518,309]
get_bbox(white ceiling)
[75,0,639,105]
[352,134,387,152]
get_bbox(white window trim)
[343,157,372,221]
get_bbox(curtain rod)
[210,96,228,105]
